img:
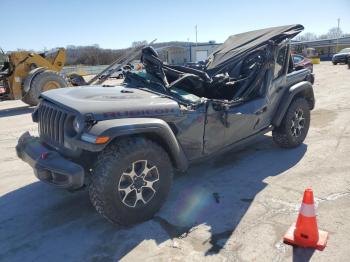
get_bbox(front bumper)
[16,132,85,190]
[332,55,348,63]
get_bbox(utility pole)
[187,37,191,62]
[336,18,340,52]
[195,25,198,46]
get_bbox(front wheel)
[89,137,173,225]
[332,62,337,65]
[272,98,310,148]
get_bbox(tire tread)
[272,97,310,148]
[89,136,173,225]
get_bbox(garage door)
[195,50,208,62]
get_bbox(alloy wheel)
[290,108,305,138]
[118,160,159,208]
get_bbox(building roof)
[291,36,350,47]
[154,46,188,51]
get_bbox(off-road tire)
[272,98,310,148]
[21,70,68,106]
[89,136,173,225]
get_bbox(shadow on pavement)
[292,247,315,262]
[0,106,34,118]
[0,135,307,261]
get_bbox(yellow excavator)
[0,48,68,106]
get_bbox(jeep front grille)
[38,100,68,146]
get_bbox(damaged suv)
[17,25,315,225]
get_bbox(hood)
[41,85,181,120]
[206,24,304,75]
[333,52,350,57]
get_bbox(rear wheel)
[22,70,67,106]
[89,137,173,225]
[332,62,337,65]
[272,98,310,148]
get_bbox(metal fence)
[61,65,109,76]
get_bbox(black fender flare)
[23,67,46,93]
[272,81,315,127]
[87,118,189,171]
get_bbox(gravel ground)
[0,62,349,262]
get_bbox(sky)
[1,0,350,51]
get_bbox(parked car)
[292,54,313,72]
[110,65,132,79]
[184,60,206,70]
[17,24,315,225]
[291,54,314,84]
[332,48,350,65]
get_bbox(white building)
[155,41,221,65]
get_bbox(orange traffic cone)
[283,188,328,250]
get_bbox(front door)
[224,44,291,143]
[203,42,291,153]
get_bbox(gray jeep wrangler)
[17,25,315,225]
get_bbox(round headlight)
[73,117,85,133]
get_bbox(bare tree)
[318,34,329,40]
[65,45,126,66]
[295,32,317,41]
[327,27,343,39]
[131,40,148,48]
[294,27,347,41]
